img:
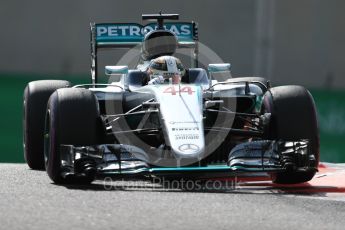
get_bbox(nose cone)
[142,84,206,163]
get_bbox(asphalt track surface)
[1,163,345,230]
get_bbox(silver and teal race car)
[23,13,319,184]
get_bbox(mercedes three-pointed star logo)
[178,144,200,154]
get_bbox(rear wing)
[90,22,199,84]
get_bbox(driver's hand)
[148,75,165,85]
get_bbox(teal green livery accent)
[150,165,231,172]
[255,95,263,113]
[97,165,283,178]
[149,165,280,173]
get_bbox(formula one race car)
[23,13,319,184]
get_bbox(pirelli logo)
[172,127,199,131]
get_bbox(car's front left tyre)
[23,80,71,169]
[262,85,319,184]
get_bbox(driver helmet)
[147,56,185,84]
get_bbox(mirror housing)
[105,66,129,75]
[208,63,231,73]
[208,63,232,88]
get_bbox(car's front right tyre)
[45,88,104,184]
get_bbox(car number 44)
[163,86,195,95]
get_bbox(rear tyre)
[262,85,319,184]
[23,80,71,169]
[45,88,104,184]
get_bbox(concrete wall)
[0,0,344,88]
[273,0,345,88]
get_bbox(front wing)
[58,140,317,181]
